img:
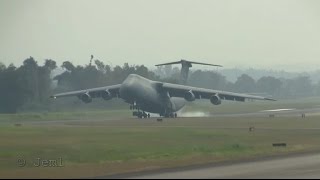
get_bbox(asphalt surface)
[210,107,320,118]
[16,107,320,127]
[125,153,320,179]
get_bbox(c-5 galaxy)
[51,60,275,118]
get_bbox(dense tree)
[233,74,256,93]
[188,70,228,90]
[0,62,5,71]
[61,61,75,72]
[0,64,27,113]
[94,59,106,73]
[256,76,282,97]
[1,57,320,114]
[19,57,40,102]
[281,76,313,97]
[38,59,57,103]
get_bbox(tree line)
[187,71,317,98]
[1,57,320,113]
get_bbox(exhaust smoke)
[177,111,210,117]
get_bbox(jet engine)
[101,90,112,101]
[210,94,221,105]
[184,90,196,101]
[80,92,92,103]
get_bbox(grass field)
[0,97,320,178]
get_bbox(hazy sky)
[1,0,320,71]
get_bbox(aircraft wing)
[50,84,121,99]
[160,83,276,102]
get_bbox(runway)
[15,107,320,126]
[125,153,320,179]
[210,107,320,118]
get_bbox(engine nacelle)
[80,92,92,103]
[210,94,221,105]
[101,90,112,101]
[184,90,196,102]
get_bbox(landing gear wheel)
[137,111,143,119]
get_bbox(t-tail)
[155,59,222,84]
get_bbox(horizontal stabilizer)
[185,61,223,67]
[155,59,222,67]
[155,61,184,66]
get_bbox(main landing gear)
[130,104,150,119]
[132,111,150,119]
[163,113,177,118]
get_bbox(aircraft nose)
[120,77,137,100]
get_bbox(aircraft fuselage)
[119,74,186,115]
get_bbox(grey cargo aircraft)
[51,74,276,118]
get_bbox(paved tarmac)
[211,107,320,118]
[126,153,320,179]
